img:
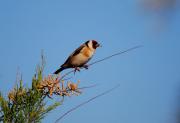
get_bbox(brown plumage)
[54,40,100,74]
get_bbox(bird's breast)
[71,48,94,66]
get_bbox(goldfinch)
[54,40,100,74]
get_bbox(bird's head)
[86,40,101,50]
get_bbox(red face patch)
[92,40,99,49]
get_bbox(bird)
[54,40,100,74]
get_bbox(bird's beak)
[96,43,102,48]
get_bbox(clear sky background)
[0,0,180,123]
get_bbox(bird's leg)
[83,64,89,70]
[74,67,80,74]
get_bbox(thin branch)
[54,84,98,95]
[54,84,120,123]
[60,45,143,80]
[59,70,74,81]
[78,84,99,90]
[89,45,143,66]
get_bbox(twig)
[88,45,143,66]
[60,45,142,80]
[54,84,120,123]
[54,84,98,95]
[60,70,74,81]
[78,84,99,90]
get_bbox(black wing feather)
[72,44,85,56]
[61,44,85,67]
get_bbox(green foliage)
[0,55,61,123]
[0,51,91,123]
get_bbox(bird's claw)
[83,65,89,69]
[73,65,88,74]
[74,67,80,74]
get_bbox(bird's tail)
[53,67,66,74]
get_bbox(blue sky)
[0,0,180,123]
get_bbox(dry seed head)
[36,75,82,98]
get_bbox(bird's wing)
[61,44,85,67]
[71,44,85,56]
